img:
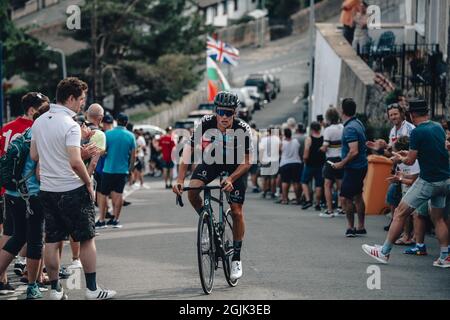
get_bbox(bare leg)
[70,237,80,261]
[302,184,311,202]
[230,203,245,241]
[354,193,366,230]
[0,250,15,277]
[281,183,289,203]
[413,214,426,244]
[324,179,333,211]
[79,239,96,274]
[429,207,449,248]
[343,198,355,229]
[0,235,10,283]
[97,193,108,222]
[386,202,415,243]
[44,243,61,284]
[293,183,301,202]
[315,187,322,207]
[111,192,124,221]
[187,179,205,213]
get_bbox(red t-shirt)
[159,134,175,163]
[1,117,34,195]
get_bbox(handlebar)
[175,185,223,207]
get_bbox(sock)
[85,272,97,291]
[416,243,425,247]
[232,241,242,261]
[28,282,37,288]
[439,247,449,260]
[195,206,205,215]
[51,280,61,291]
[381,241,393,256]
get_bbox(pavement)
[2,13,450,300]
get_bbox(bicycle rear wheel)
[197,211,215,294]
[222,209,238,287]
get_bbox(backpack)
[0,128,32,192]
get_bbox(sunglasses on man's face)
[215,108,235,118]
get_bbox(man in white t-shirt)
[31,77,116,300]
[259,126,280,199]
[366,103,415,228]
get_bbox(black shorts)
[340,167,368,200]
[161,159,174,169]
[323,157,344,181]
[93,171,103,193]
[279,163,302,184]
[134,158,144,172]
[100,173,128,195]
[0,195,4,226]
[39,185,96,243]
[2,195,14,237]
[191,163,247,204]
[249,164,259,175]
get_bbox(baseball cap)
[102,114,114,124]
[117,112,129,123]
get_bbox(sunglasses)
[215,108,235,118]
[387,103,403,112]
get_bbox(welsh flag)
[207,56,230,102]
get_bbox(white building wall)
[313,30,342,120]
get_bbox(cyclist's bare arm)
[173,143,192,195]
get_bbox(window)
[415,0,426,36]
[223,1,227,15]
[234,0,238,11]
[213,4,218,17]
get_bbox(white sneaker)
[230,261,243,280]
[362,244,390,264]
[67,259,83,270]
[49,288,68,300]
[85,287,117,300]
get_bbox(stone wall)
[291,0,343,35]
[128,89,207,129]
[217,17,270,48]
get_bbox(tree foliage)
[1,0,59,102]
[68,0,208,114]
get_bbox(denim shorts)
[386,183,402,207]
[301,165,324,188]
[402,178,448,209]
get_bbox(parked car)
[231,87,254,114]
[133,124,166,137]
[197,103,215,111]
[244,74,275,102]
[267,73,281,94]
[174,118,198,130]
[188,109,213,120]
[242,86,263,110]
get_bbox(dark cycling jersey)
[189,115,253,165]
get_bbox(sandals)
[395,238,415,246]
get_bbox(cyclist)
[173,91,253,281]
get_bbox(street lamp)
[308,0,315,126]
[47,46,67,79]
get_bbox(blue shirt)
[103,127,136,174]
[409,121,450,182]
[341,117,368,169]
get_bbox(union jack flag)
[207,36,240,66]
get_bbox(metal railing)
[357,42,446,118]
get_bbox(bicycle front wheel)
[197,211,215,294]
[222,209,238,287]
